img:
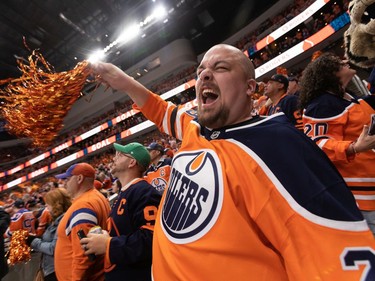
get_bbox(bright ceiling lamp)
[152,5,167,21]
[87,49,106,63]
[116,24,141,44]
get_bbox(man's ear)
[128,159,138,169]
[246,79,257,97]
[76,175,84,184]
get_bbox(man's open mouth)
[202,89,218,104]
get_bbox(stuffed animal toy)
[344,0,375,68]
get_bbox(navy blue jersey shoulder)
[161,157,172,166]
[148,158,172,172]
[363,94,375,109]
[304,92,351,118]
[205,115,362,222]
[279,94,298,122]
[122,179,161,212]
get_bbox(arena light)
[87,50,106,63]
[116,24,141,44]
[153,5,167,21]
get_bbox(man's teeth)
[202,89,215,97]
[201,89,218,104]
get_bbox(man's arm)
[68,208,99,281]
[93,62,151,107]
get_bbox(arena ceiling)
[0,0,277,149]
[0,0,277,80]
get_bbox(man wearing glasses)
[80,142,162,281]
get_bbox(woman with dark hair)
[299,52,375,234]
[29,188,72,281]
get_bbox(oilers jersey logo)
[161,149,223,244]
[151,177,168,192]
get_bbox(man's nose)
[199,68,212,81]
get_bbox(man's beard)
[197,105,229,129]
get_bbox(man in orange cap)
[54,163,110,281]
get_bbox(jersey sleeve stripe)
[169,107,178,137]
[345,178,375,183]
[303,103,353,120]
[65,208,98,236]
[175,107,189,140]
[316,138,328,148]
[354,194,375,200]
[162,102,175,135]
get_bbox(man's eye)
[216,66,227,71]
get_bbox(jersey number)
[341,247,375,280]
[144,206,158,226]
[304,122,328,137]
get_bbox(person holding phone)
[299,53,375,235]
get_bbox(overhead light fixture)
[88,4,168,57]
[117,24,141,44]
[153,5,167,21]
[87,50,106,63]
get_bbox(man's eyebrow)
[197,60,230,70]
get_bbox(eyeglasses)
[114,151,135,160]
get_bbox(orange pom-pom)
[0,42,97,148]
[8,230,31,265]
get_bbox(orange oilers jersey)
[303,92,375,210]
[35,207,52,236]
[55,188,110,281]
[5,208,36,237]
[136,93,375,281]
[144,158,172,193]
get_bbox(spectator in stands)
[80,142,161,281]
[332,3,343,17]
[260,74,303,130]
[287,76,300,96]
[108,179,121,206]
[0,206,10,280]
[3,200,14,217]
[27,198,52,237]
[54,163,110,281]
[92,44,375,280]
[164,148,174,160]
[28,188,71,281]
[5,198,36,237]
[299,53,375,235]
[144,142,172,193]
